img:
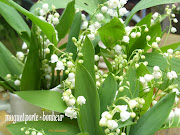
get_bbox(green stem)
[163,16,172,46]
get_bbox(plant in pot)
[0,0,180,135]
[0,0,68,115]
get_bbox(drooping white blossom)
[50,54,58,63]
[16,52,24,61]
[77,96,86,105]
[119,7,128,16]
[64,107,77,119]
[96,13,104,21]
[22,42,28,50]
[55,61,64,70]
[113,45,122,54]
[101,6,108,13]
[171,27,177,33]
[107,120,118,130]
[120,111,131,122]
[122,36,130,43]
[14,80,20,86]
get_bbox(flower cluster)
[20,127,44,135]
[62,89,86,119]
[99,97,145,134]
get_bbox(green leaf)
[136,13,152,27]
[20,25,41,91]
[136,63,150,78]
[55,0,75,41]
[118,119,136,129]
[125,0,180,25]
[102,55,113,72]
[136,64,153,115]
[101,48,115,59]
[82,37,95,81]
[0,42,23,91]
[160,42,180,52]
[128,21,162,57]
[99,73,117,113]
[0,0,57,45]
[116,66,139,103]
[75,64,103,135]
[66,12,82,60]
[7,120,80,135]
[16,91,67,113]
[30,0,101,15]
[129,92,176,135]
[127,13,151,57]
[98,17,125,48]
[0,81,14,92]
[0,2,30,45]
[142,53,180,90]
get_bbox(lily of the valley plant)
[0,0,180,135]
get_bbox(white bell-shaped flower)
[50,54,58,63]
[120,111,131,122]
[64,107,77,119]
[77,96,86,105]
[122,36,130,43]
[96,13,104,21]
[107,120,118,130]
[129,100,138,109]
[14,80,21,86]
[55,61,64,70]
[99,117,107,127]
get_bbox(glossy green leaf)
[0,2,30,45]
[136,13,152,27]
[75,64,103,135]
[20,25,41,91]
[98,17,125,48]
[130,92,176,135]
[0,42,23,91]
[0,0,57,45]
[160,42,180,52]
[7,120,79,135]
[30,0,104,15]
[128,21,162,57]
[82,37,95,81]
[16,91,67,113]
[66,12,82,60]
[125,0,180,25]
[99,74,117,113]
[55,0,75,41]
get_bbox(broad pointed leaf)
[130,92,176,135]
[20,25,41,91]
[75,64,103,135]
[16,91,67,113]
[55,0,75,41]
[99,73,117,113]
